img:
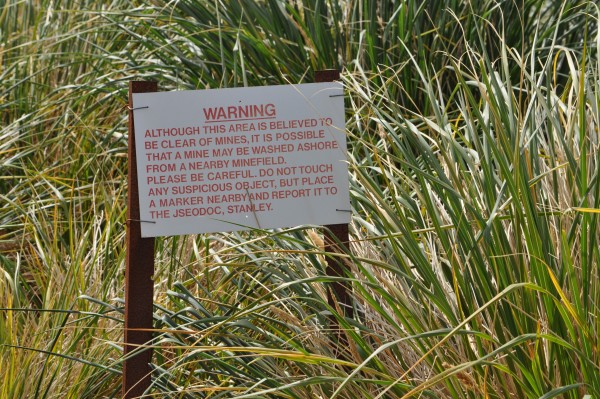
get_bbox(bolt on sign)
[131,82,349,237]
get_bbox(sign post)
[124,81,157,398]
[315,70,353,346]
[124,74,351,397]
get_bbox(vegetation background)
[1,0,599,397]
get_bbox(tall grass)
[1,1,142,396]
[1,0,599,398]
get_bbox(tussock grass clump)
[1,1,143,397]
[1,0,599,398]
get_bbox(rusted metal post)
[323,223,353,318]
[124,81,157,398]
[315,70,353,322]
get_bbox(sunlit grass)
[1,0,599,398]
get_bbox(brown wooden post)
[124,81,157,398]
[315,70,354,323]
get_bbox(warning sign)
[132,82,348,237]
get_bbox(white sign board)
[132,82,349,237]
